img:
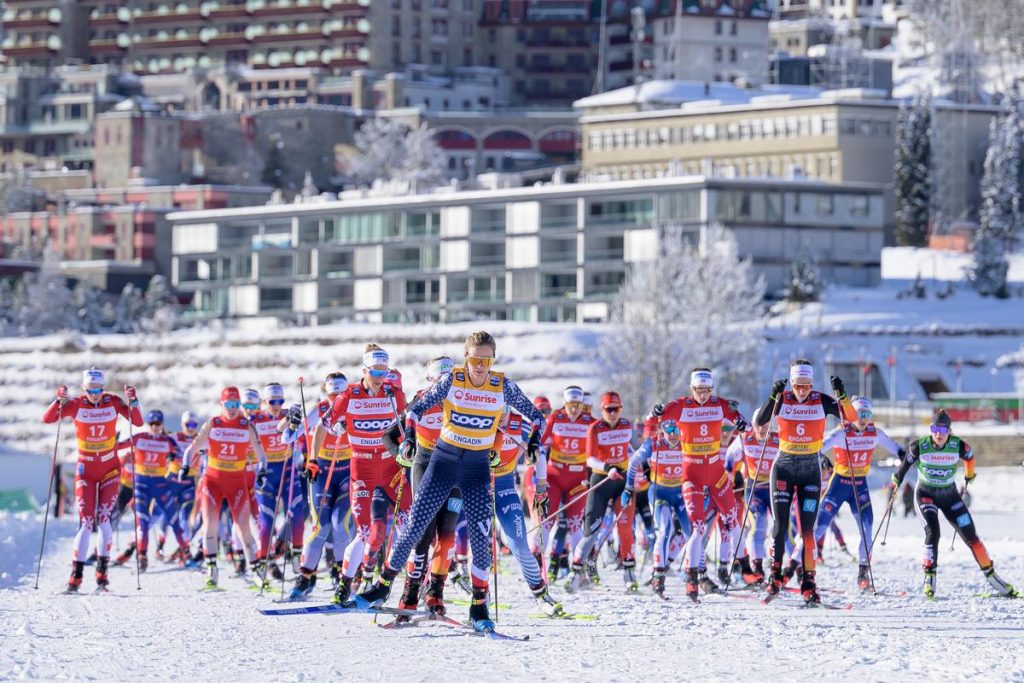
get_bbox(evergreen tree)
[114,283,146,333]
[347,120,447,192]
[894,94,933,247]
[17,253,75,335]
[787,247,825,303]
[142,274,179,334]
[71,279,107,334]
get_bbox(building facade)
[168,175,886,323]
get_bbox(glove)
[256,468,268,488]
[287,404,303,429]
[620,488,633,507]
[177,466,190,481]
[830,375,847,401]
[651,403,665,417]
[606,467,623,481]
[526,430,541,462]
[396,440,415,468]
[124,385,138,403]
[533,486,549,518]
[303,460,320,482]
[890,472,902,487]
[965,472,976,484]
[56,385,68,404]
[734,417,749,433]
[488,450,501,469]
[769,379,787,402]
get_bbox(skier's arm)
[822,393,857,423]
[892,441,918,484]
[960,439,975,480]
[874,428,906,459]
[721,399,749,432]
[502,378,544,435]
[406,373,452,420]
[113,394,144,427]
[43,396,78,422]
[626,439,652,490]
[182,419,213,470]
[585,421,608,473]
[248,428,267,470]
[819,426,843,456]
[754,395,780,426]
[724,437,744,472]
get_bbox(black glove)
[830,375,847,400]
[177,466,190,481]
[286,404,303,429]
[769,379,787,402]
[527,430,541,461]
[303,460,320,482]
[256,468,268,488]
[642,461,652,480]
[651,403,665,417]
[734,417,749,433]
[382,423,402,457]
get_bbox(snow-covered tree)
[142,274,179,334]
[0,167,39,215]
[0,278,17,335]
[598,223,766,418]
[17,252,75,335]
[894,94,933,247]
[786,247,825,303]
[347,119,447,191]
[71,279,106,334]
[113,283,145,333]
[970,106,1022,297]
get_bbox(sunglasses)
[268,399,285,406]
[86,387,103,395]
[604,406,622,413]
[366,368,388,378]
[565,401,582,408]
[223,400,241,409]
[465,356,494,368]
[185,421,198,429]
[662,424,679,435]
[930,425,950,435]
[242,402,259,410]
[147,422,162,427]
[857,411,872,420]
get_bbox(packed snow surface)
[1,468,1022,681]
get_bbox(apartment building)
[575,82,997,233]
[168,174,886,323]
[0,0,92,67]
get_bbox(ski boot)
[751,558,766,584]
[857,564,871,592]
[138,553,148,574]
[532,584,564,617]
[564,562,586,593]
[232,555,247,577]
[716,564,731,588]
[269,561,284,582]
[546,557,559,585]
[781,558,801,586]
[623,560,639,593]
[559,552,571,578]
[983,565,1018,597]
[350,568,397,609]
[469,587,493,632]
[585,557,601,587]
[186,548,204,569]
[329,563,341,590]
[765,563,784,599]
[331,575,354,605]
[289,570,314,601]
[685,568,700,603]
[289,548,302,575]
[155,537,166,562]
[800,570,821,605]
[66,561,85,593]
[651,568,667,597]
[738,555,762,586]
[95,557,109,590]
[113,542,135,567]
[698,569,720,595]
[252,559,270,589]
[923,568,937,598]
[426,573,447,616]
[450,560,472,595]
[395,578,422,624]
[204,560,219,589]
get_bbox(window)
[714,47,722,62]
[715,20,722,35]
[817,194,834,215]
[730,21,737,35]
[851,194,870,217]
[729,47,737,63]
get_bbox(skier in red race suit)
[43,367,143,592]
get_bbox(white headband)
[790,364,814,385]
[363,350,390,368]
[243,388,261,404]
[563,387,584,403]
[852,396,872,413]
[262,383,285,401]
[427,357,454,381]
[326,376,348,394]
[690,370,714,388]
[82,368,105,386]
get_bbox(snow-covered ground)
[2,467,1021,680]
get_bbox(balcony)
[90,39,125,55]
[250,4,326,18]
[135,35,204,49]
[132,9,204,25]
[583,247,624,262]
[3,14,53,29]
[1,42,54,57]
[253,29,328,44]
[90,12,125,27]
[526,62,590,74]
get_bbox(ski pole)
[34,403,63,590]
[257,449,289,597]
[280,456,299,596]
[527,475,615,535]
[950,481,969,551]
[838,422,876,594]
[491,474,499,623]
[125,389,142,591]
[869,485,896,552]
[724,396,780,593]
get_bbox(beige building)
[93,99,185,188]
[575,82,998,235]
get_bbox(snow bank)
[0,511,76,589]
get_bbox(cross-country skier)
[724,413,779,585]
[43,368,142,593]
[353,331,544,633]
[892,410,1017,598]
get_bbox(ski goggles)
[223,400,241,409]
[603,406,622,414]
[465,356,494,369]
[365,367,389,379]
[242,402,260,411]
[184,420,198,429]
[147,421,163,427]
[661,421,679,435]
[85,387,104,395]
[857,410,872,421]
[267,399,285,407]
[930,424,950,436]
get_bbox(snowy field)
[2,467,1022,681]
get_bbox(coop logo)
[352,418,393,432]
[450,412,495,429]
[452,389,498,405]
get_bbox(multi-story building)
[168,174,886,323]
[3,1,481,77]
[574,82,997,235]
[649,0,771,85]
[0,64,130,173]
